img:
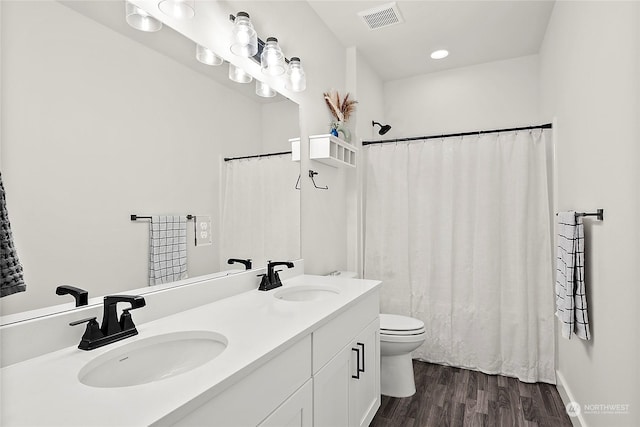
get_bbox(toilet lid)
[380,314,424,333]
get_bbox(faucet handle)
[273,270,283,287]
[70,317,104,350]
[119,309,138,331]
[69,316,98,327]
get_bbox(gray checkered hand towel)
[148,215,188,286]
[555,211,590,340]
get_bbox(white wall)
[0,1,263,314]
[540,2,640,426]
[384,55,541,138]
[346,48,385,275]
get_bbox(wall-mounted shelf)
[309,134,357,168]
[289,138,301,162]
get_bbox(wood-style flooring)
[371,360,573,427]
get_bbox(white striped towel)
[149,215,188,286]
[555,211,590,340]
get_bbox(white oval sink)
[274,285,340,302]
[78,330,227,388]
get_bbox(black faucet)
[56,285,88,307]
[227,258,252,270]
[258,261,294,291]
[69,295,146,351]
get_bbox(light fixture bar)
[229,14,289,66]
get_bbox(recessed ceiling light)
[430,49,449,60]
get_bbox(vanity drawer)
[312,292,379,374]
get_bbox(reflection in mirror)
[221,151,300,269]
[0,1,300,320]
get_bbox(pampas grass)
[324,90,358,123]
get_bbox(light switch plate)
[194,215,212,246]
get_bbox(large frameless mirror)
[0,0,301,322]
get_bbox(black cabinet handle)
[357,342,365,373]
[351,347,361,379]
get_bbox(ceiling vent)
[358,2,404,31]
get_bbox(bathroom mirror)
[0,1,301,320]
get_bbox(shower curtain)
[221,155,300,269]
[364,129,555,383]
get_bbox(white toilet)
[379,313,426,398]
[325,272,426,398]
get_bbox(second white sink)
[78,330,227,388]
[274,285,340,302]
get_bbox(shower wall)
[383,54,541,137]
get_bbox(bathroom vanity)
[0,273,381,426]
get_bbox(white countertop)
[0,275,381,426]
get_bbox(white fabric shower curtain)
[364,130,555,383]
[221,155,300,269]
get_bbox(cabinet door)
[258,380,312,427]
[349,318,381,427]
[313,344,352,427]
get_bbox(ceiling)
[308,1,556,81]
[60,1,555,96]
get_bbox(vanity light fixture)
[260,37,286,76]
[430,49,449,60]
[125,1,163,32]
[256,80,276,98]
[228,63,253,84]
[228,13,307,93]
[230,12,258,57]
[158,0,195,19]
[196,44,223,66]
[286,57,306,92]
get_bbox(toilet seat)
[380,314,425,336]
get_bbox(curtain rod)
[224,150,292,162]
[362,123,553,146]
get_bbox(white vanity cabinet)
[167,336,312,427]
[0,275,382,427]
[350,319,381,427]
[167,292,380,427]
[312,292,381,427]
[258,380,312,427]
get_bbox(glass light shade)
[255,80,276,98]
[230,12,258,57]
[260,37,286,76]
[125,1,162,32]
[196,44,223,66]
[158,0,195,19]
[228,64,253,84]
[286,57,306,92]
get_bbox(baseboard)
[556,370,588,427]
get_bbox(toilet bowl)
[379,314,425,398]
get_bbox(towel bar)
[555,209,603,221]
[130,214,194,221]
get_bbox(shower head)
[372,120,391,135]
